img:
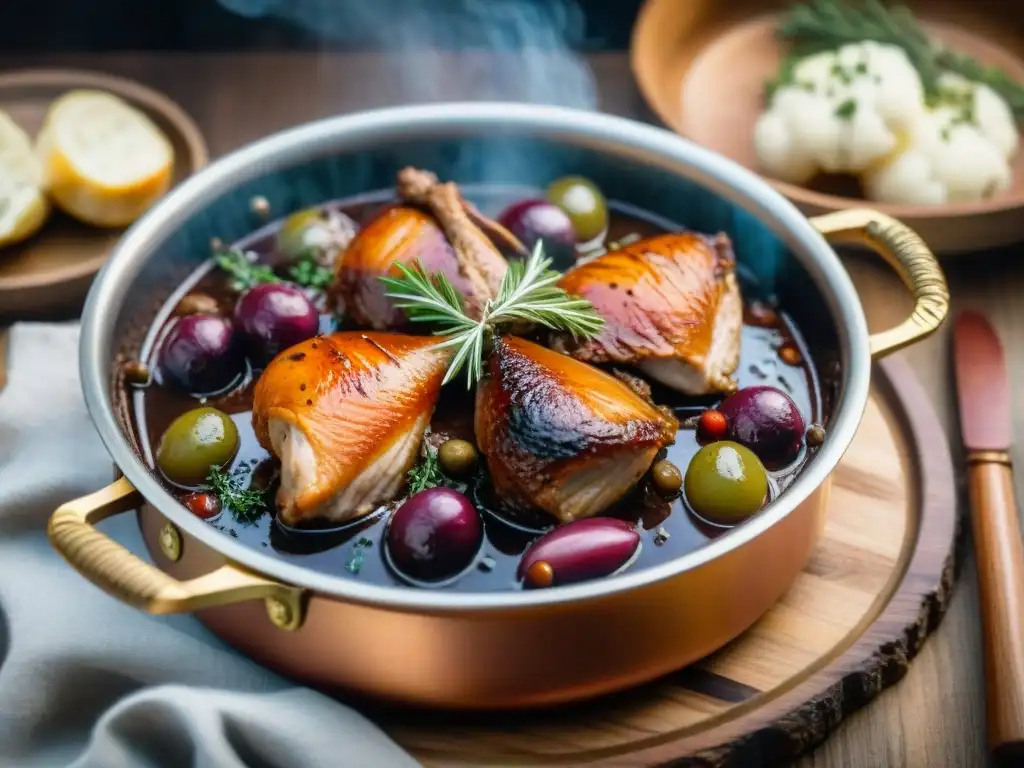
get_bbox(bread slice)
[36,90,173,228]
[0,110,49,248]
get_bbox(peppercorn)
[697,409,728,442]
[779,342,803,366]
[182,491,223,520]
[525,560,555,588]
[123,360,151,387]
[250,195,271,218]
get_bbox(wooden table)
[0,51,998,767]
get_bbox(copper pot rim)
[80,102,873,613]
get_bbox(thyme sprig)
[771,0,1024,118]
[203,465,268,524]
[214,247,279,292]
[380,241,604,388]
[287,250,334,290]
[406,448,449,495]
[215,244,333,293]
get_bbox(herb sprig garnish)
[772,0,1024,117]
[203,465,268,523]
[380,241,604,388]
[214,248,279,292]
[345,536,373,575]
[407,448,449,494]
[214,244,333,293]
[287,250,334,290]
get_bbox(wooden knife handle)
[968,455,1024,764]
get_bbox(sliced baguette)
[37,90,173,228]
[0,110,49,248]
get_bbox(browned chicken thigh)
[252,331,451,526]
[551,232,742,395]
[331,167,524,328]
[475,336,678,524]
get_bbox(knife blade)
[954,311,1012,451]
[953,310,1024,766]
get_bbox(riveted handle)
[48,477,306,630]
[810,209,949,359]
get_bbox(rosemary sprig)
[935,48,1024,118]
[203,465,268,524]
[379,261,477,333]
[380,241,604,388]
[214,247,279,292]
[772,0,1024,118]
[775,0,941,92]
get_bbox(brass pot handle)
[48,477,306,630]
[810,209,949,359]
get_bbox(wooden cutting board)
[374,357,959,767]
[0,318,956,764]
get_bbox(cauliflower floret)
[861,138,949,206]
[863,73,1018,205]
[864,117,1011,205]
[937,72,1018,158]
[754,88,841,182]
[754,41,926,184]
[839,42,927,132]
[753,106,818,184]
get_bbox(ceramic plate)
[631,0,1024,253]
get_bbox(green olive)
[157,407,239,487]
[806,424,826,448]
[438,439,478,478]
[684,441,768,525]
[276,208,330,260]
[650,459,682,497]
[122,360,151,387]
[546,175,609,243]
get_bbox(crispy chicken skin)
[335,205,483,329]
[475,336,678,524]
[552,232,742,395]
[252,331,450,526]
[332,168,518,329]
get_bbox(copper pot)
[48,104,948,709]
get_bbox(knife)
[954,310,1024,765]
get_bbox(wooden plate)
[0,69,207,320]
[374,357,958,766]
[631,0,1024,253]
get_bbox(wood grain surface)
[375,357,957,767]
[0,52,999,767]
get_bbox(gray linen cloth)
[0,323,421,768]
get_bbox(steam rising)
[218,0,597,109]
